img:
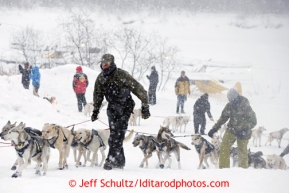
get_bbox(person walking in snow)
[73,66,88,112]
[174,70,190,114]
[146,66,159,105]
[208,88,257,169]
[29,66,41,97]
[91,53,150,170]
[19,62,31,89]
[193,93,214,135]
[280,144,289,157]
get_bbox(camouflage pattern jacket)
[213,96,257,140]
[93,68,148,116]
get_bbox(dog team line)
[71,178,230,189]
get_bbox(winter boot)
[103,161,113,170]
[176,106,179,114]
[181,106,185,114]
[194,128,199,135]
[200,129,206,135]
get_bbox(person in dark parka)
[91,53,150,170]
[193,93,214,135]
[73,66,88,112]
[19,62,31,89]
[146,66,159,105]
[280,144,289,157]
[208,88,257,169]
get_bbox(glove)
[141,104,150,119]
[208,127,218,138]
[91,110,99,122]
[146,75,149,78]
[280,153,285,157]
[210,117,214,122]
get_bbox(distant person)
[146,66,159,105]
[208,88,257,169]
[280,144,289,157]
[29,66,41,97]
[174,70,190,114]
[73,66,88,112]
[193,93,214,135]
[19,62,31,89]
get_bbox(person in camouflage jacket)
[91,53,150,170]
[208,88,257,169]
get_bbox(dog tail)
[177,141,191,150]
[124,129,134,142]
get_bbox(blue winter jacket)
[29,66,41,86]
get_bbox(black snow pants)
[106,107,131,167]
[194,113,206,134]
[148,85,157,105]
[76,93,87,112]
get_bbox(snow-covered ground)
[1,8,289,193]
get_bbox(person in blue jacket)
[29,66,41,97]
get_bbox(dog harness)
[194,138,215,155]
[15,139,32,158]
[47,125,68,149]
[82,129,106,150]
[139,136,156,153]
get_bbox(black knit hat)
[151,66,156,70]
[101,54,114,64]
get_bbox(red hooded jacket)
[73,66,89,94]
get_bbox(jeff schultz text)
[76,179,229,189]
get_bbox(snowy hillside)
[1,7,289,193]
[0,64,289,193]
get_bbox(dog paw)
[82,165,86,167]
[35,170,41,175]
[64,164,68,169]
[12,172,20,178]
[11,165,17,170]
[139,164,144,168]
[159,164,164,169]
[43,173,46,176]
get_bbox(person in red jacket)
[73,66,89,112]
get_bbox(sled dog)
[191,135,219,169]
[4,122,50,177]
[129,108,142,126]
[248,149,266,169]
[211,136,221,156]
[266,154,287,170]
[265,128,289,148]
[132,133,159,168]
[156,126,191,169]
[84,101,107,116]
[251,126,266,147]
[163,116,190,133]
[41,123,73,169]
[70,128,88,167]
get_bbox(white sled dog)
[73,128,134,167]
[129,108,142,126]
[251,126,266,147]
[42,123,73,170]
[0,121,18,170]
[84,101,107,116]
[266,154,287,170]
[4,122,50,177]
[163,116,190,133]
[191,135,219,169]
[265,128,289,148]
